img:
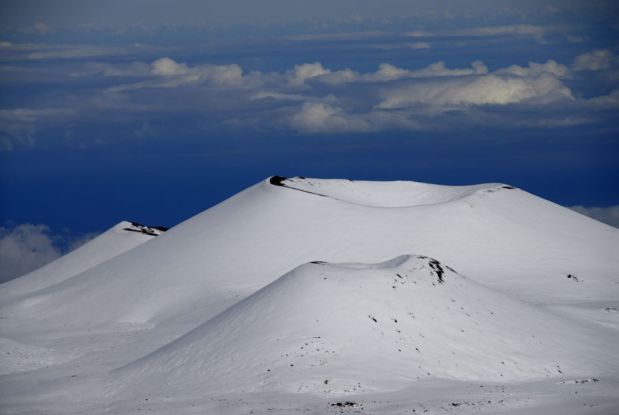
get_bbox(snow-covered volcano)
[1,177,618,414]
[111,255,614,398]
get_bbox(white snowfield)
[1,177,618,414]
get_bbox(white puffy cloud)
[287,62,331,85]
[399,60,488,78]
[377,73,572,109]
[572,49,615,71]
[104,57,246,95]
[370,63,410,81]
[497,60,570,78]
[0,224,61,283]
[288,100,422,134]
[301,61,488,85]
[282,64,575,134]
[151,57,190,76]
[290,102,371,133]
[570,205,619,228]
[4,53,612,142]
[151,57,244,86]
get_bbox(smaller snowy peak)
[111,254,611,398]
[268,175,510,207]
[119,221,168,237]
[0,220,167,300]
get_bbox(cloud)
[290,101,371,133]
[287,62,331,86]
[151,57,190,76]
[370,41,431,51]
[497,60,570,78]
[392,61,488,78]
[107,57,246,93]
[572,49,615,71]
[3,54,616,142]
[588,89,619,107]
[150,57,244,85]
[0,224,61,283]
[570,205,619,228]
[299,61,488,85]
[406,24,550,41]
[377,73,572,109]
[288,100,420,134]
[0,42,134,61]
[460,25,547,39]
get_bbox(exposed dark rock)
[124,221,168,237]
[428,258,446,283]
[269,176,288,186]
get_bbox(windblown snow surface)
[1,177,618,414]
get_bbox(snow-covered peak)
[111,254,614,396]
[0,220,165,299]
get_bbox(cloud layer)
[1,40,618,145]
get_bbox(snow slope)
[2,177,617,330]
[111,255,615,398]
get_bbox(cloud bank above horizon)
[1,47,618,148]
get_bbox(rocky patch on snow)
[123,221,168,236]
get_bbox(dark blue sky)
[1,0,618,240]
